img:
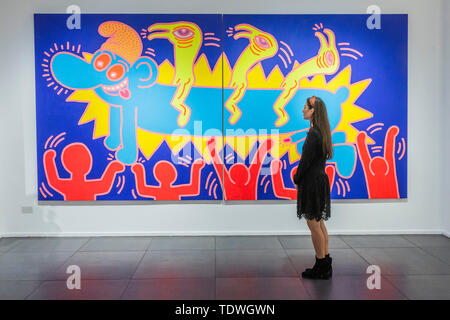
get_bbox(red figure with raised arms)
[43,143,125,200]
[207,137,273,200]
[131,159,205,200]
[356,125,400,199]
[271,160,336,199]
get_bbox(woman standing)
[294,96,333,280]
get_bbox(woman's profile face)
[303,102,314,121]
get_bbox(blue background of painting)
[34,14,407,200]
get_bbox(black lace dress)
[293,126,331,221]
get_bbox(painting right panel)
[222,14,407,200]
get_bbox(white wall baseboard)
[1,229,447,238]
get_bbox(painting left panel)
[35,14,223,201]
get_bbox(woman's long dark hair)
[307,96,333,160]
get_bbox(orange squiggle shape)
[99,21,143,65]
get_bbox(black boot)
[303,254,333,276]
[302,257,331,280]
[325,253,333,278]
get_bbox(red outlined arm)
[207,138,227,187]
[270,160,296,200]
[249,139,273,181]
[43,149,66,193]
[325,165,336,191]
[384,126,399,171]
[94,161,125,195]
[356,131,373,178]
[131,163,159,197]
[175,159,205,195]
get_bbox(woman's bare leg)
[319,220,329,255]
[306,219,326,258]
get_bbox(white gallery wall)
[0,0,448,236]
[442,0,450,237]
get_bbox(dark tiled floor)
[0,235,448,300]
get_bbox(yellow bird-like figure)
[226,24,278,125]
[273,28,340,127]
[147,22,203,127]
